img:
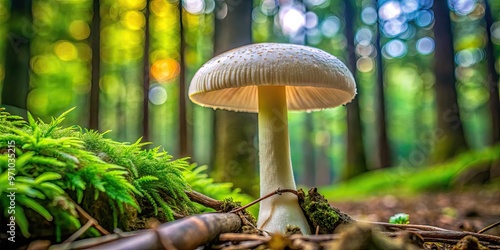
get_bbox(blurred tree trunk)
[341,0,368,180]
[374,2,391,168]
[484,0,500,144]
[142,0,150,142]
[431,0,468,162]
[1,0,32,117]
[212,0,258,197]
[178,2,191,157]
[89,0,100,130]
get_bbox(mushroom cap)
[189,43,356,112]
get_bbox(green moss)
[220,198,257,227]
[298,188,353,234]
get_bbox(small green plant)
[389,213,410,224]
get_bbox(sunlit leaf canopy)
[0,0,498,185]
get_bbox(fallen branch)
[51,213,242,250]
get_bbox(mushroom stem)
[256,85,311,234]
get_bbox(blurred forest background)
[0,0,499,197]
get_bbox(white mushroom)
[189,43,356,234]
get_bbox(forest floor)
[44,187,500,250]
[205,187,500,250]
[332,188,500,235]
[318,187,500,249]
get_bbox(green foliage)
[0,108,85,239]
[183,164,258,217]
[0,108,192,240]
[80,130,195,220]
[321,145,500,201]
[389,213,410,224]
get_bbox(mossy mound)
[298,187,354,234]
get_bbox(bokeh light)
[416,37,434,55]
[357,57,374,72]
[31,55,60,75]
[356,44,375,57]
[415,10,433,27]
[448,0,477,16]
[401,0,419,13]
[383,18,408,37]
[279,5,305,36]
[305,11,318,29]
[204,0,215,14]
[361,6,377,25]
[261,0,278,16]
[118,0,146,10]
[321,16,340,38]
[151,0,169,17]
[355,27,373,45]
[151,58,180,82]
[149,84,168,105]
[69,20,90,40]
[121,10,145,30]
[379,1,402,21]
[455,48,484,67]
[384,39,407,58]
[183,0,204,14]
[54,41,78,61]
[377,0,434,39]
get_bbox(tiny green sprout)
[389,213,410,224]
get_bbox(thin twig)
[219,233,269,242]
[61,197,111,244]
[362,221,450,232]
[289,234,342,242]
[186,190,224,210]
[222,240,266,250]
[230,188,298,213]
[478,220,500,234]
[72,197,111,235]
[236,211,260,232]
[62,219,95,244]
[384,230,500,245]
